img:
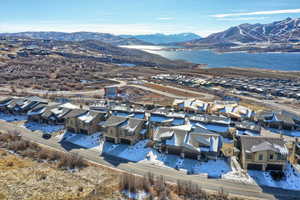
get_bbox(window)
[277,153,285,160]
[246,153,252,160]
[269,154,274,160]
[259,154,263,161]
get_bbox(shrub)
[7,140,29,152]
[58,152,87,169]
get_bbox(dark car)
[42,133,52,139]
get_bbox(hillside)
[0,36,191,68]
[121,33,201,44]
[183,17,300,46]
[0,31,151,46]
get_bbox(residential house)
[28,103,80,125]
[290,138,300,165]
[3,96,48,114]
[257,110,300,130]
[0,97,14,112]
[239,136,288,171]
[234,121,261,136]
[101,116,147,145]
[189,114,231,137]
[153,123,221,160]
[172,99,209,113]
[212,101,254,121]
[65,110,106,135]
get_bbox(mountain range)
[183,17,300,46]
[0,32,201,45]
[1,17,299,48]
[120,33,201,44]
[0,32,151,46]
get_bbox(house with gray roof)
[153,124,221,160]
[1,96,48,114]
[189,114,231,137]
[257,110,300,130]
[234,121,261,136]
[239,136,288,171]
[65,110,106,135]
[101,116,147,145]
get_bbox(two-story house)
[153,124,221,160]
[101,116,147,145]
[239,136,288,171]
[65,110,106,135]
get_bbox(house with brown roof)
[238,136,288,171]
[101,116,147,145]
[65,110,106,135]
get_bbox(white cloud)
[216,17,269,21]
[212,8,300,18]
[156,17,174,21]
[0,22,214,37]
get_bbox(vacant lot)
[0,148,122,200]
[144,83,202,98]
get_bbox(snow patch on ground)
[60,132,101,149]
[248,163,300,191]
[117,140,151,162]
[24,122,64,134]
[102,139,231,177]
[123,190,149,200]
[0,112,27,122]
[103,140,152,162]
[192,159,231,178]
[222,170,255,184]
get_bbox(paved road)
[1,79,126,97]
[1,120,300,200]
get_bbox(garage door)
[105,137,115,143]
[67,128,75,133]
[80,129,88,135]
[120,138,131,145]
[247,164,263,170]
[185,151,199,159]
[266,164,283,171]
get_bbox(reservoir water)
[121,45,300,71]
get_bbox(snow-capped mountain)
[184,18,300,46]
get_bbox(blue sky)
[1,0,300,36]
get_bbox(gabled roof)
[240,136,288,155]
[78,110,103,123]
[0,97,13,106]
[26,96,48,103]
[257,110,300,125]
[64,109,88,119]
[120,118,145,132]
[235,121,261,133]
[154,125,220,153]
[101,116,128,127]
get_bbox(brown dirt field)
[0,149,121,200]
[144,83,201,97]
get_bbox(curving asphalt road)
[1,120,300,199]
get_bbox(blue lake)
[123,45,300,71]
[149,49,300,71]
